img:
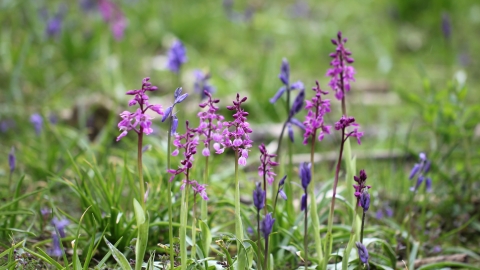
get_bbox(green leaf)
[133,199,149,270]
[417,262,480,270]
[104,237,132,270]
[199,219,212,259]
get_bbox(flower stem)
[167,119,175,269]
[303,195,309,267]
[309,132,324,265]
[180,170,190,270]
[360,211,366,243]
[201,155,209,221]
[234,150,244,245]
[192,193,197,260]
[264,235,270,270]
[325,127,346,268]
[257,210,263,270]
[138,131,145,210]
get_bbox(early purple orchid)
[167,121,199,181]
[116,78,164,141]
[326,31,356,100]
[303,81,332,144]
[258,143,279,185]
[197,90,225,157]
[334,115,364,145]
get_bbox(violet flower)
[167,121,199,181]
[277,175,287,200]
[299,162,311,211]
[116,78,164,141]
[326,31,356,100]
[9,147,15,173]
[196,90,224,157]
[30,113,43,136]
[270,58,304,103]
[51,217,70,238]
[261,213,275,238]
[360,191,370,212]
[214,94,253,166]
[441,13,451,40]
[166,40,187,74]
[45,7,64,38]
[48,233,63,257]
[258,143,279,185]
[98,0,126,41]
[253,182,266,210]
[334,115,364,145]
[181,180,209,201]
[356,242,369,267]
[303,81,331,144]
[353,169,371,206]
[409,153,432,192]
[162,87,188,125]
[286,88,306,142]
[193,70,215,99]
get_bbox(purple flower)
[197,91,225,156]
[98,0,126,41]
[193,70,215,99]
[166,40,187,74]
[162,87,188,123]
[300,194,307,211]
[261,213,275,238]
[215,94,253,166]
[303,81,331,144]
[45,14,63,38]
[253,182,266,210]
[30,113,43,136]
[167,121,199,182]
[286,89,306,142]
[258,143,279,185]
[299,162,311,190]
[353,170,371,206]
[335,115,363,145]
[187,180,209,201]
[441,13,451,40]
[48,233,63,257]
[409,153,433,192]
[355,242,369,265]
[270,58,303,103]
[116,78,164,141]
[326,31,356,100]
[51,217,69,238]
[8,147,15,173]
[277,175,287,200]
[0,119,15,133]
[360,191,370,212]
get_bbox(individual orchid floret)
[30,113,43,136]
[181,180,209,201]
[261,213,275,238]
[116,78,164,141]
[270,58,304,103]
[356,242,370,268]
[353,169,371,206]
[197,91,225,157]
[253,182,266,211]
[193,70,215,99]
[166,40,187,74]
[162,87,188,123]
[258,143,279,185]
[167,121,199,182]
[334,115,364,145]
[409,153,432,192]
[303,81,332,144]
[215,94,253,166]
[8,147,15,173]
[326,31,356,100]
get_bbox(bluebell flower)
[162,87,188,123]
[51,217,69,238]
[166,40,187,74]
[409,153,432,192]
[48,233,63,257]
[270,58,304,103]
[299,162,311,189]
[356,242,369,266]
[8,147,15,173]
[193,70,215,99]
[253,182,266,211]
[30,113,43,136]
[261,213,275,238]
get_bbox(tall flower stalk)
[299,162,311,266]
[215,94,252,247]
[116,77,164,270]
[258,143,279,215]
[162,87,188,269]
[302,80,331,266]
[197,90,225,221]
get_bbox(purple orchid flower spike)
[326,31,356,100]
[116,78,164,141]
[303,81,331,144]
[197,90,225,157]
[258,143,279,185]
[167,121,199,181]
[334,115,364,145]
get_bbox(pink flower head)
[258,143,279,185]
[303,81,332,145]
[217,94,253,166]
[335,115,364,145]
[326,31,355,100]
[116,78,163,141]
[167,121,199,182]
[196,91,225,156]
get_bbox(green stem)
[234,150,244,245]
[257,210,263,270]
[303,197,309,267]
[342,207,359,270]
[202,155,209,221]
[167,118,175,269]
[264,236,270,270]
[309,133,324,266]
[192,193,197,260]
[420,183,427,249]
[180,172,190,270]
[138,131,145,210]
[360,211,366,243]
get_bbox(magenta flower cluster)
[353,169,371,206]
[258,143,279,185]
[303,81,332,144]
[213,94,253,166]
[167,121,199,181]
[181,180,209,201]
[334,115,364,145]
[197,91,225,157]
[326,31,356,100]
[117,78,164,141]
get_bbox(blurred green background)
[1,0,480,258]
